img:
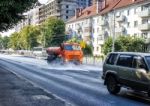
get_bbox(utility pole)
[112,9,115,52]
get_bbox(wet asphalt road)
[0,54,150,106]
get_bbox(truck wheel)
[106,75,120,94]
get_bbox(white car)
[32,47,47,57]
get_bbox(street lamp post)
[112,9,116,52]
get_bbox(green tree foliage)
[19,26,40,49]
[82,44,93,55]
[9,25,40,50]
[67,37,93,55]
[9,32,20,50]
[103,36,145,55]
[67,37,80,43]
[103,37,113,55]
[0,35,3,49]
[2,36,10,49]
[0,0,37,31]
[41,17,65,47]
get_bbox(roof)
[67,5,97,23]
[113,0,144,10]
[98,0,145,15]
[67,0,145,23]
[110,52,150,57]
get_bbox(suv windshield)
[64,45,81,51]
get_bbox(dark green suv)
[102,52,150,96]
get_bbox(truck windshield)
[64,45,81,51]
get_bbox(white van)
[32,47,47,57]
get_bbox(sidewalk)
[0,66,67,106]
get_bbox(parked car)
[102,52,150,96]
[32,47,47,57]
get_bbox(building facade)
[66,4,103,56]
[66,0,150,56]
[77,0,92,8]
[15,7,40,32]
[39,0,77,23]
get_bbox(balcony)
[99,20,107,26]
[138,9,150,18]
[116,15,125,22]
[97,38,104,45]
[115,27,125,32]
[99,31,105,35]
[99,31,108,36]
[139,23,150,31]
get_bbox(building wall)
[104,1,150,39]
[39,0,91,24]
[66,15,104,56]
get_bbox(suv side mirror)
[137,68,147,74]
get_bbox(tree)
[82,44,93,55]
[0,0,37,31]
[103,37,113,55]
[103,36,145,55]
[67,37,80,43]
[41,17,65,47]
[67,37,93,55]
[0,35,3,49]
[9,32,20,50]
[19,25,40,50]
[2,36,10,49]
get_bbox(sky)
[38,0,48,4]
[0,29,15,37]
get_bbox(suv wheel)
[106,75,120,94]
[148,91,150,97]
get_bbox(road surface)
[0,54,150,106]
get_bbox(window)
[66,10,69,14]
[127,22,130,27]
[97,47,99,51]
[66,16,68,19]
[117,54,133,67]
[106,54,118,65]
[93,28,95,33]
[133,56,147,70]
[142,33,148,39]
[134,8,137,14]
[97,28,99,33]
[127,10,130,15]
[134,21,138,27]
[66,5,69,8]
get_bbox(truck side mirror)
[60,44,63,50]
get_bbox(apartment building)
[77,0,92,8]
[15,0,92,32]
[39,0,93,24]
[66,0,150,56]
[66,4,103,56]
[15,7,40,32]
[100,0,150,40]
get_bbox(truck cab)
[46,43,83,64]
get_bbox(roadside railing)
[83,55,104,66]
[0,50,104,66]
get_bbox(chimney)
[96,0,99,14]
[132,0,136,2]
[75,8,80,19]
[96,0,106,13]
